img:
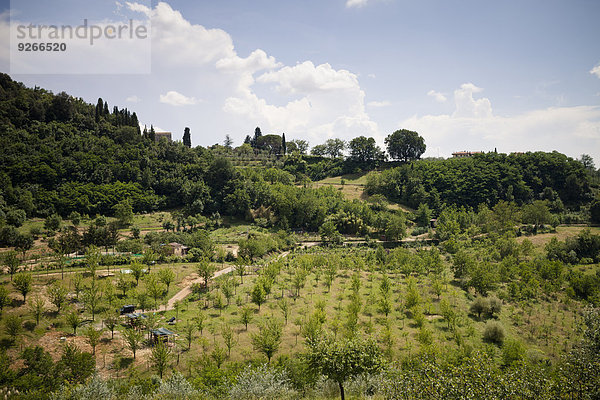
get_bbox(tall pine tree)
[183,127,191,148]
[149,125,156,142]
[282,132,286,155]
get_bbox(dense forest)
[1,74,600,400]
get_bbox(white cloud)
[368,73,376,79]
[346,0,370,8]
[427,90,447,103]
[126,95,141,103]
[159,91,198,106]
[591,64,600,79]
[367,101,391,108]
[400,83,600,163]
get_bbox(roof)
[125,313,147,319]
[168,242,189,249]
[152,327,175,336]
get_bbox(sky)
[1,0,600,163]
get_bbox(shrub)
[488,296,502,317]
[228,364,296,400]
[470,297,490,320]
[483,321,505,345]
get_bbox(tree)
[44,213,62,232]
[235,258,246,284]
[183,321,195,350]
[222,324,236,356]
[281,132,287,155]
[83,326,102,355]
[13,273,32,302]
[145,273,166,309]
[325,139,346,158]
[47,282,68,313]
[183,127,191,148]
[290,139,309,154]
[579,154,595,171]
[522,200,552,228]
[240,305,253,330]
[470,297,490,320]
[113,200,133,228]
[251,318,283,364]
[85,246,101,280]
[158,268,176,292]
[130,261,145,286]
[305,334,385,400]
[197,258,216,289]
[278,298,290,324]
[149,125,156,141]
[311,144,327,156]
[4,314,22,343]
[224,134,233,148]
[81,281,101,320]
[150,340,171,379]
[104,316,118,339]
[348,136,383,164]
[195,311,207,335]
[0,286,10,314]
[3,251,19,280]
[122,327,144,359]
[385,129,426,162]
[251,282,266,310]
[29,296,46,325]
[251,127,263,148]
[66,309,81,335]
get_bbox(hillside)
[0,75,599,399]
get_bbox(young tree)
[47,282,68,313]
[240,305,253,330]
[306,334,385,400]
[4,314,22,343]
[197,258,216,289]
[195,311,207,335]
[29,295,46,325]
[0,286,10,315]
[113,200,133,228]
[82,281,102,321]
[251,282,266,310]
[3,251,19,281]
[130,261,145,286]
[66,309,81,335]
[251,318,283,364]
[158,268,176,292]
[84,326,102,355]
[122,327,144,359]
[278,298,290,324]
[104,316,118,339]
[222,324,236,356]
[13,273,32,302]
[235,258,247,284]
[145,274,165,309]
[85,246,101,280]
[183,321,196,350]
[150,340,171,379]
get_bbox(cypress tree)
[149,125,155,141]
[183,127,191,148]
[282,132,286,155]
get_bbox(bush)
[470,297,490,320]
[228,364,296,400]
[488,296,502,317]
[483,321,505,345]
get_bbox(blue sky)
[2,0,600,163]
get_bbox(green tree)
[183,127,192,148]
[44,213,62,232]
[324,139,346,158]
[251,318,283,364]
[222,324,237,356]
[3,251,20,281]
[85,246,101,280]
[83,326,102,355]
[348,136,383,164]
[240,305,253,330]
[197,258,216,289]
[385,129,426,162]
[104,316,118,339]
[522,200,552,228]
[122,327,144,359]
[66,309,81,335]
[183,321,195,350]
[145,273,166,309]
[13,273,32,302]
[158,268,176,292]
[306,334,385,400]
[278,298,290,324]
[113,200,134,228]
[81,281,102,321]
[47,282,68,313]
[4,314,22,343]
[150,340,171,379]
[130,261,145,286]
[470,297,490,320]
[29,295,46,325]
[251,282,266,310]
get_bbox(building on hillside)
[166,242,189,257]
[152,327,175,344]
[155,131,172,142]
[452,151,483,158]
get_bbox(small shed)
[152,327,175,344]
[125,312,147,327]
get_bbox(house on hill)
[452,151,483,158]
[165,242,189,257]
